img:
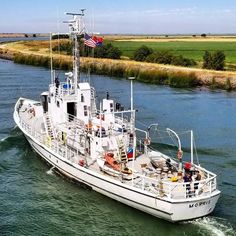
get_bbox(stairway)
[44,113,55,140]
[117,139,128,163]
[91,88,97,116]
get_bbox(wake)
[189,217,235,236]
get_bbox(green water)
[0,59,236,236]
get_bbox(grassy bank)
[108,40,236,70]
[11,52,236,90]
[1,41,236,90]
[12,52,198,88]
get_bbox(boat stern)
[170,190,221,222]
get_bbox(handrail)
[133,171,217,199]
[16,108,218,201]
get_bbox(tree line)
[133,45,196,67]
[133,45,226,70]
[52,40,122,59]
[53,40,226,71]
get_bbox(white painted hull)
[16,117,220,222]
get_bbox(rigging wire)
[193,135,199,165]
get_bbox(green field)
[109,40,236,66]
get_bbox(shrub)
[202,50,225,71]
[105,44,122,59]
[133,45,153,61]
[212,51,225,71]
[170,55,196,67]
[52,34,69,39]
[202,51,212,69]
[146,51,196,67]
[93,43,122,59]
[146,51,173,64]
[52,41,72,55]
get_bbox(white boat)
[13,11,220,222]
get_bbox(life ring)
[144,138,151,145]
[177,150,183,160]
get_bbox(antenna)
[81,9,86,15]
[65,9,86,16]
[64,10,86,90]
[65,12,83,16]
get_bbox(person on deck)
[184,172,192,197]
[55,77,60,95]
[194,170,201,191]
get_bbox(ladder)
[117,138,128,163]
[44,113,55,140]
[91,88,97,116]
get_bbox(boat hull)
[21,128,220,222]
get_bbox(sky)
[0,0,236,34]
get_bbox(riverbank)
[1,41,236,89]
[0,33,48,38]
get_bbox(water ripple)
[188,217,236,236]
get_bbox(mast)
[50,33,54,84]
[65,10,85,89]
[190,130,193,164]
[128,77,136,184]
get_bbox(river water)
[0,58,236,236]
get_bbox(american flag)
[84,33,96,48]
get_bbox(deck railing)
[18,112,79,165]
[16,101,218,201]
[132,171,217,200]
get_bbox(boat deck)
[15,98,217,201]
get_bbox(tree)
[94,43,121,59]
[133,45,153,61]
[202,50,225,71]
[106,46,121,59]
[202,51,212,69]
[212,51,225,70]
[171,55,196,67]
[201,33,207,37]
[146,51,173,64]
[146,51,196,67]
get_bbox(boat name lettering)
[189,200,211,208]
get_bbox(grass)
[108,40,236,65]
[1,40,236,90]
